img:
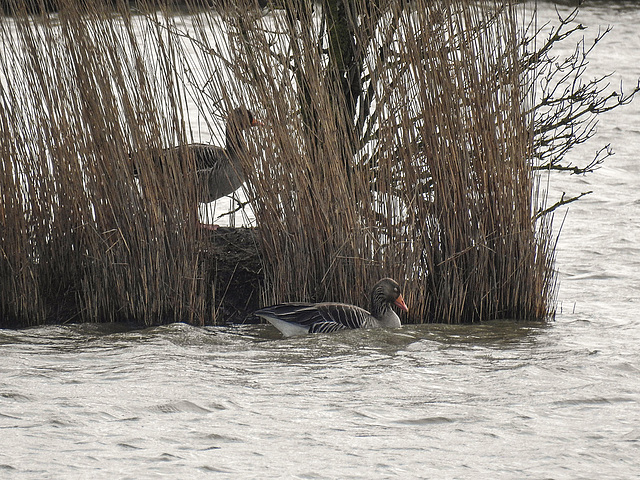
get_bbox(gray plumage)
[135,107,261,203]
[255,278,409,337]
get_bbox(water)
[2,321,638,478]
[2,2,640,478]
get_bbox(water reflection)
[0,319,558,360]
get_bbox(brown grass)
[0,0,208,326]
[0,0,556,326]
[208,0,557,322]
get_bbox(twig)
[534,191,592,220]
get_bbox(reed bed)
[0,0,556,326]
[0,0,210,326]
[197,0,557,322]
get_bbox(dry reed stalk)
[0,0,557,326]
[0,0,210,326]
[190,0,557,322]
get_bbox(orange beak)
[394,294,409,313]
[251,118,264,127]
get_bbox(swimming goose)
[255,278,408,337]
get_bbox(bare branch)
[534,191,592,220]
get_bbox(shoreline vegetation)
[1,0,635,328]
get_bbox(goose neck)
[225,126,246,157]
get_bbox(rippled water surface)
[2,320,638,478]
[2,2,640,478]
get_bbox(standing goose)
[133,107,262,227]
[255,278,408,337]
[189,107,262,204]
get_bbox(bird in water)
[254,278,408,337]
[133,107,262,229]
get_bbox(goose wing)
[314,303,374,330]
[189,144,227,171]
[131,144,227,176]
[254,303,327,327]
[255,302,374,335]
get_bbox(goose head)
[371,278,408,316]
[228,107,263,131]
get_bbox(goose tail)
[255,312,311,337]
